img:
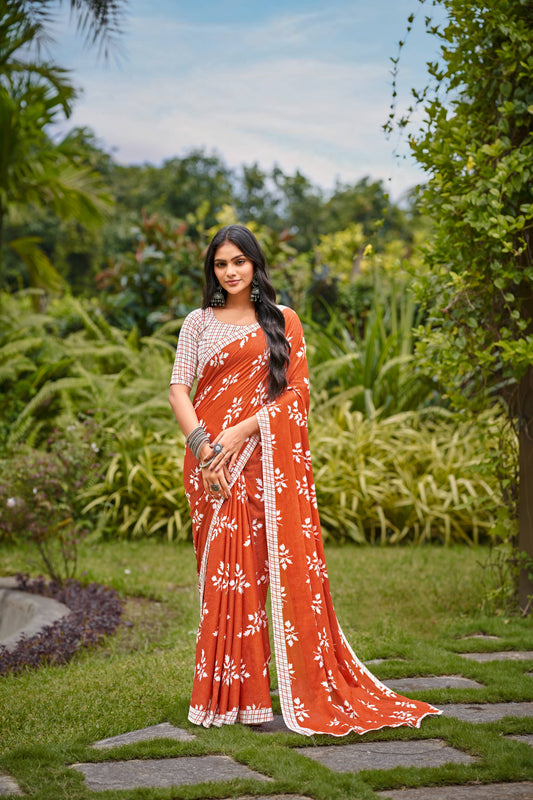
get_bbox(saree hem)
[188,705,274,728]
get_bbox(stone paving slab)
[385,676,483,692]
[509,734,533,748]
[460,634,501,640]
[0,774,23,796]
[376,783,533,799]
[459,651,533,662]
[91,723,195,749]
[72,755,270,791]
[440,702,533,722]
[296,739,475,773]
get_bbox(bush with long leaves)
[305,279,439,418]
[0,292,506,545]
[310,404,504,545]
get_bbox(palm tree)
[18,0,128,56]
[0,0,114,293]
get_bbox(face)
[213,240,254,302]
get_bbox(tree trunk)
[518,365,533,612]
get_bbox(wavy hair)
[202,225,290,401]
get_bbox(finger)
[214,455,229,474]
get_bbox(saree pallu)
[184,307,441,734]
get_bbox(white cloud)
[55,4,431,198]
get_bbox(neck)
[225,295,254,312]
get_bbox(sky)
[49,0,446,201]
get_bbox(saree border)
[257,406,315,736]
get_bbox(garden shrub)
[82,407,504,546]
[310,404,505,545]
[0,420,106,583]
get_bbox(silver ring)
[210,483,220,491]
[213,443,223,454]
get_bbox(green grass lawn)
[1,541,533,799]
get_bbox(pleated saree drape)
[175,306,441,734]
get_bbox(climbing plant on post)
[388,0,533,610]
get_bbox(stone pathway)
[0,774,22,797]
[376,784,533,799]
[296,739,477,772]
[91,722,195,749]
[439,702,533,723]
[510,735,533,747]
[459,651,533,662]
[72,755,270,791]
[3,651,533,797]
[386,676,483,692]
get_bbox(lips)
[226,280,240,286]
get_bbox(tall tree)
[0,0,118,291]
[391,0,532,609]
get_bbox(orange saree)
[177,306,441,734]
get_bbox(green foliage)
[0,420,105,582]
[0,292,177,450]
[0,291,505,546]
[0,1,113,293]
[82,428,191,541]
[310,405,503,545]
[398,0,533,405]
[95,212,205,334]
[76,407,504,547]
[387,0,533,609]
[305,275,438,418]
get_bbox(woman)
[169,224,441,734]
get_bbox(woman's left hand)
[211,420,251,472]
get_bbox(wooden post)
[518,365,533,613]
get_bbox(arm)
[169,382,257,499]
[169,383,212,463]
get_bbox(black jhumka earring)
[211,283,225,307]
[250,275,261,303]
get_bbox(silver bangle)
[198,454,216,469]
[186,426,210,459]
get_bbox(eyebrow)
[214,254,246,265]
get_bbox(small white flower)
[7,497,16,508]
[124,568,131,575]
[90,443,100,453]
[32,487,37,494]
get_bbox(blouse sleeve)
[170,310,202,388]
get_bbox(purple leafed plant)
[0,574,123,676]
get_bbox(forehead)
[214,241,245,262]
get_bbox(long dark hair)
[202,225,290,401]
